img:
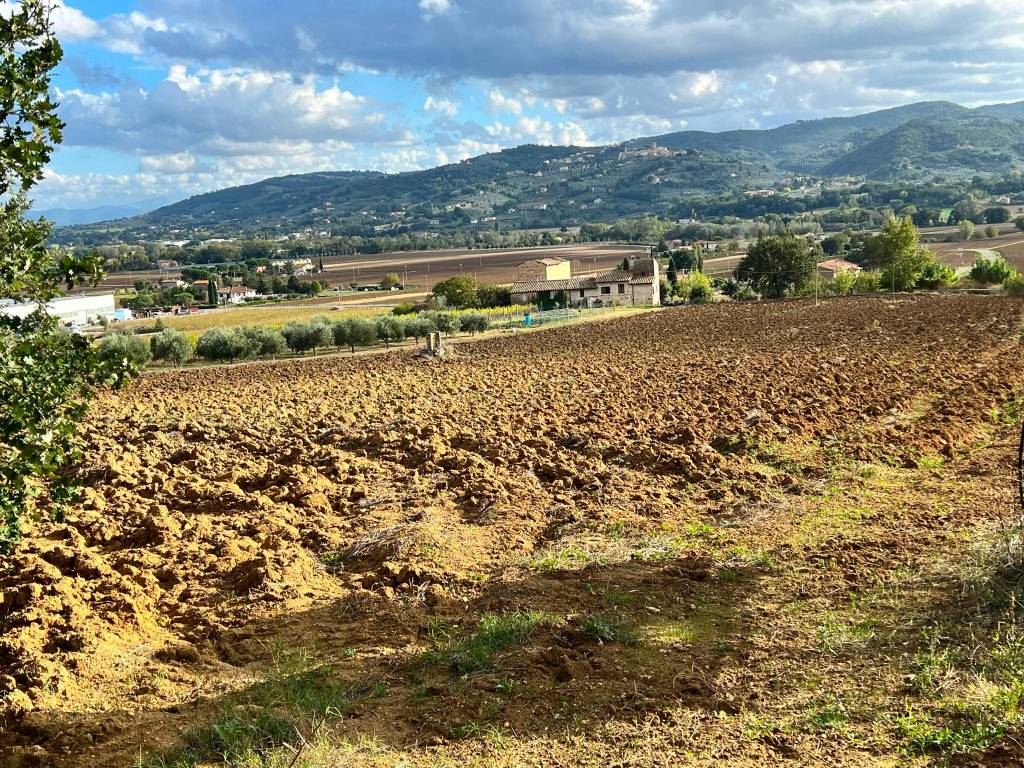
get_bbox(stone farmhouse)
[510,255,660,308]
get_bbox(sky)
[14,0,1024,210]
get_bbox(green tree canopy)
[737,234,817,299]
[431,275,478,309]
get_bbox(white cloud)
[139,152,198,174]
[58,66,414,156]
[424,95,459,116]
[487,88,523,115]
[419,0,456,19]
[51,1,101,41]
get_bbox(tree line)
[97,311,495,368]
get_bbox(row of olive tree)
[97,310,496,369]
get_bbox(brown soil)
[3,294,1024,767]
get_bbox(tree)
[461,313,491,334]
[666,262,678,286]
[985,225,999,239]
[984,207,1010,224]
[872,217,930,292]
[346,318,378,349]
[475,284,511,308]
[150,329,194,366]
[1015,216,1024,232]
[958,219,975,241]
[403,317,431,343]
[374,315,404,348]
[98,330,152,367]
[737,234,817,299]
[207,277,218,305]
[431,275,478,309]
[619,257,630,271]
[0,2,129,551]
[380,273,402,290]
[238,326,285,357]
[196,328,253,363]
[282,319,332,355]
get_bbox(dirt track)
[4,294,1024,767]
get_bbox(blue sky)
[19,0,1024,209]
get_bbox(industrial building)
[0,293,127,328]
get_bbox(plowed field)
[4,294,1024,767]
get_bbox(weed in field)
[421,611,553,675]
[529,545,598,572]
[580,614,639,644]
[140,656,352,768]
[816,615,876,655]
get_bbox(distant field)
[97,242,645,292]
[124,302,380,332]
[320,242,644,287]
[931,233,1024,269]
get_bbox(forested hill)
[53,100,1024,244]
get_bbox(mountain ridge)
[52,99,1024,244]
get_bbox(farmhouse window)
[579,289,585,297]
[618,284,625,294]
[601,286,611,295]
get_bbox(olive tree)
[196,328,252,363]
[150,328,194,366]
[374,315,404,348]
[238,326,286,357]
[98,330,153,367]
[0,2,129,550]
[347,318,378,349]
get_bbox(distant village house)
[510,255,660,308]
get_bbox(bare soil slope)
[3,295,1024,767]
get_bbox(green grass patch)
[420,611,553,675]
[580,613,639,644]
[140,655,353,768]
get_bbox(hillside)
[821,115,1024,178]
[52,100,1024,244]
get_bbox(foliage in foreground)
[0,2,132,551]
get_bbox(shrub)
[98,330,153,368]
[915,260,958,290]
[149,329,194,366]
[374,315,404,348]
[1004,273,1024,296]
[828,270,857,296]
[675,271,714,303]
[853,271,882,293]
[238,326,286,357]
[196,328,253,363]
[970,257,1015,286]
[733,282,760,302]
[392,303,417,316]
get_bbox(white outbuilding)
[0,293,123,328]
